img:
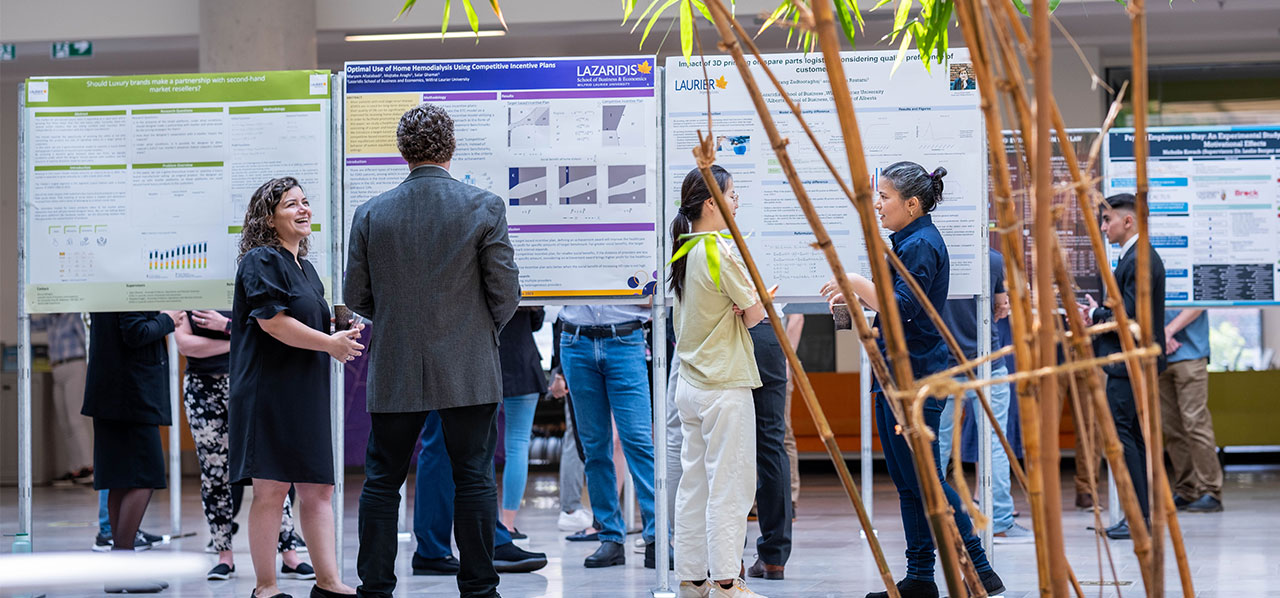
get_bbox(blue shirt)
[872,214,950,391]
[941,250,1006,366]
[559,304,650,326]
[31,313,87,363]
[1165,309,1209,363]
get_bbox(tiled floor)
[2,464,1276,597]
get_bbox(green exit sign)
[51,41,93,59]
[1,44,15,61]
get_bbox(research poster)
[1106,126,1280,305]
[998,129,1102,303]
[23,71,333,313]
[344,56,660,299]
[663,50,985,300]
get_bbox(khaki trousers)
[1158,357,1222,501]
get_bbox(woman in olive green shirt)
[669,166,768,598]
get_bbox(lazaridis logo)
[576,60,652,79]
[673,75,728,92]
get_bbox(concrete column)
[199,0,316,72]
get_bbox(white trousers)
[673,375,757,581]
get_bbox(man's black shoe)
[1185,495,1223,513]
[642,542,673,570]
[565,528,600,542]
[494,542,547,573]
[411,554,460,576]
[978,569,1006,595]
[865,578,939,598]
[1173,495,1192,510]
[1105,520,1131,540]
[584,541,626,568]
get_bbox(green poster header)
[132,107,225,115]
[34,164,126,171]
[34,110,126,117]
[133,162,224,169]
[228,104,323,115]
[26,70,331,108]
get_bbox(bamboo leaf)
[668,235,700,265]
[680,0,695,62]
[705,235,722,291]
[441,0,451,36]
[490,0,508,30]
[872,0,894,10]
[639,0,683,48]
[890,26,912,76]
[845,0,866,30]
[622,0,638,23]
[631,0,666,34]
[395,0,416,21]
[1049,0,1062,9]
[756,2,790,38]
[1011,0,1029,15]
[834,0,858,48]
[891,0,913,42]
[691,0,713,23]
[463,0,480,37]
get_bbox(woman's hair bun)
[930,166,948,180]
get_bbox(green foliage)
[395,0,508,36]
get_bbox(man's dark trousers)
[357,403,500,598]
[1106,376,1150,520]
[750,324,793,566]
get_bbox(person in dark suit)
[83,310,185,593]
[1080,192,1166,540]
[951,72,975,90]
[346,103,520,598]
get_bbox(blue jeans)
[413,412,512,560]
[560,328,656,543]
[98,489,111,535]
[875,393,992,581]
[501,392,540,512]
[938,363,1014,533]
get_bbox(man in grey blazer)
[346,104,520,598]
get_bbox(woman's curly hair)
[238,176,308,260]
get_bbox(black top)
[185,309,231,375]
[228,246,334,485]
[940,249,1007,365]
[499,307,545,397]
[1092,240,1167,377]
[82,312,175,425]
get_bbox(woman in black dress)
[84,309,186,594]
[229,177,363,598]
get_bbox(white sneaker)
[633,537,647,553]
[679,580,712,598]
[557,509,593,531]
[993,522,1035,544]
[710,578,768,598]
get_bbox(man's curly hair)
[397,103,456,165]
[238,176,309,260]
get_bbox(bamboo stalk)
[1030,1,1071,594]
[951,2,1052,593]
[697,3,902,595]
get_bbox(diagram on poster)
[1106,126,1280,305]
[23,71,332,313]
[344,57,659,299]
[664,50,985,300]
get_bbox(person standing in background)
[498,306,547,536]
[31,313,94,485]
[84,310,185,594]
[1160,308,1223,513]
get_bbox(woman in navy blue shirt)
[821,162,1004,598]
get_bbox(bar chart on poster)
[343,57,660,300]
[22,71,333,313]
[663,50,986,301]
[1106,126,1280,306]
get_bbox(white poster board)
[22,71,334,313]
[342,56,660,300]
[1105,126,1280,306]
[663,50,985,301]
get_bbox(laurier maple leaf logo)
[637,60,652,75]
[715,75,728,89]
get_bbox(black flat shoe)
[865,578,938,598]
[494,542,548,573]
[642,542,673,570]
[979,569,1006,595]
[1105,520,1131,540]
[747,558,784,580]
[411,554,460,576]
[1185,494,1223,513]
[565,528,600,542]
[508,528,528,540]
[310,586,356,598]
[105,583,165,594]
[584,541,625,568]
[249,592,291,598]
